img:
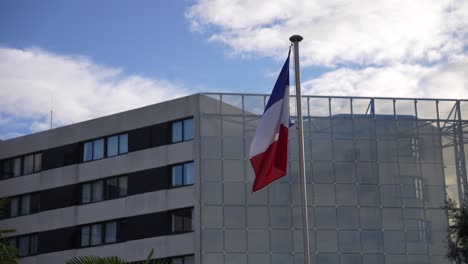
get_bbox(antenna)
[50,91,54,129]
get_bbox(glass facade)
[198,94,468,264]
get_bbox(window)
[398,137,422,159]
[7,193,40,218]
[13,157,21,177]
[81,176,127,204]
[23,155,34,175]
[402,176,424,200]
[9,234,38,257]
[171,256,195,264]
[171,208,193,233]
[81,221,117,247]
[1,159,12,179]
[171,162,194,187]
[83,133,128,162]
[0,153,42,179]
[172,118,194,143]
[406,219,428,242]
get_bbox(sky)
[0,0,467,139]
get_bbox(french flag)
[250,51,290,192]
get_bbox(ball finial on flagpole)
[289,35,303,42]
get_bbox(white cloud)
[187,0,468,66]
[0,47,190,139]
[302,55,468,99]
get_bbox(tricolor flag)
[250,51,290,192]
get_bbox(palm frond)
[66,255,126,264]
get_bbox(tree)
[446,197,468,263]
[66,249,172,264]
[0,198,19,264]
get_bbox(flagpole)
[290,35,311,264]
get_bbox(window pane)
[184,209,193,231]
[184,162,194,185]
[21,195,31,215]
[91,224,102,245]
[30,235,38,254]
[81,226,90,247]
[105,221,117,243]
[23,155,34,175]
[172,165,183,187]
[83,141,93,161]
[172,213,184,232]
[33,153,42,172]
[93,139,104,160]
[107,136,119,157]
[106,178,118,199]
[183,118,194,140]
[82,183,91,203]
[13,157,21,177]
[118,176,127,196]
[172,121,183,143]
[19,236,29,256]
[119,134,128,154]
[2,160,12,178]
[30,194,40,213]
[92,181,104,202]
[10,197,19,217]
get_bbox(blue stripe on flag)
[264,50,290,113]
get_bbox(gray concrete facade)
[1,93,465,264]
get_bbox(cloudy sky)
[0,0,467,139]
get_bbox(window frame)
[5,193,40,218]
[171,208,193,234]
[82,133,129,162]
[9,234,38,257]
[171,161,195,188]
[171,117,194,143]
[0,152,42,179]
[80,220,119,248]
[80,175,128,204]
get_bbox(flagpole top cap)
[289,35,303,42]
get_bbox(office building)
[0,93,466,264]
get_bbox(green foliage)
[0,198,19,264]
[446,197,468,263]
[66,249,172,264]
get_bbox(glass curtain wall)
[199,94,467,264]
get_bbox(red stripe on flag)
[250,124,288,192]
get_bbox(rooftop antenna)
[50,91,54,129]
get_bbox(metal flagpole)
[290,35,311,264]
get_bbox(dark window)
[172,256,195,264]
[23,155,34,175]
[7,193,40,218]
[13,157,21,177]
[1,152,42,179]
[171,208,193,233]
[172,118,194,143]
[33,153,42,172]
[83,133,128,162]
[81,221,118,247]
[81,176,127,204]
[171,162,194,187]
[1,159,13,179]
[9,234,38,257]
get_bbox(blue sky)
[0,0,300,92]
[0,0,467,139]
